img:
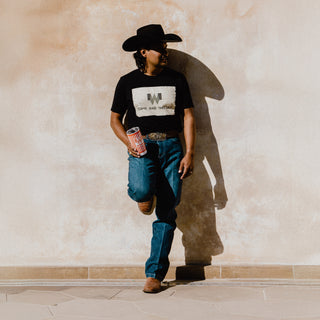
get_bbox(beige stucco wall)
[1,0,319,267]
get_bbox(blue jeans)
[128,137,183,281]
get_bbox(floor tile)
[0,286,69,295]
[0,293,6,304]
[213,299,320,318]
[0,302,52,320]
[1,282,320,320]
[61,287,122,299]
[51,298,166,319]
[263,286,320,302]
[135,296,228,320]
[172,285,264,302]
[47,316,114,320]
[113,287,174,301]
[281,317,320,320]
[7,290,74,305]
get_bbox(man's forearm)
[110,111,141,157]
[183,108,196,155]
[110,112,130,148]
[179,108,195,179]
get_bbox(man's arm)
[110,111,140,157]
[179,108,196,179]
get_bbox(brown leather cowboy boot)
[138,195,156,215]
[143,277,162,293]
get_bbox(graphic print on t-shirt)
[132,86,176,117]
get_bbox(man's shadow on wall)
[167,49,228,281]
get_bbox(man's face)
[141,42,168,68]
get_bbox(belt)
[142,131,179,141]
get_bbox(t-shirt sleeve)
[111,77,127,115]
[180,74,194,110]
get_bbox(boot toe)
[143,277,162,293]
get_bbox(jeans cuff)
[145,273,163,281]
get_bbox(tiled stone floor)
[0,279,320,319]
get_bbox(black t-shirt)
[111,67,194,135]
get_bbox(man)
[110,24,195,293]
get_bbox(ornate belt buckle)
[148,132,167,141]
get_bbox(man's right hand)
[110,112,141,158]
[127,143,140,158]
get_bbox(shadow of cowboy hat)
[122,24,182,52]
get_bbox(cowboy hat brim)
[122,33,182,52]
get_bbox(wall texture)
[1,0,320,267]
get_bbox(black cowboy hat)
[122,24,182,52]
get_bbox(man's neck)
[144,66,164,76]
